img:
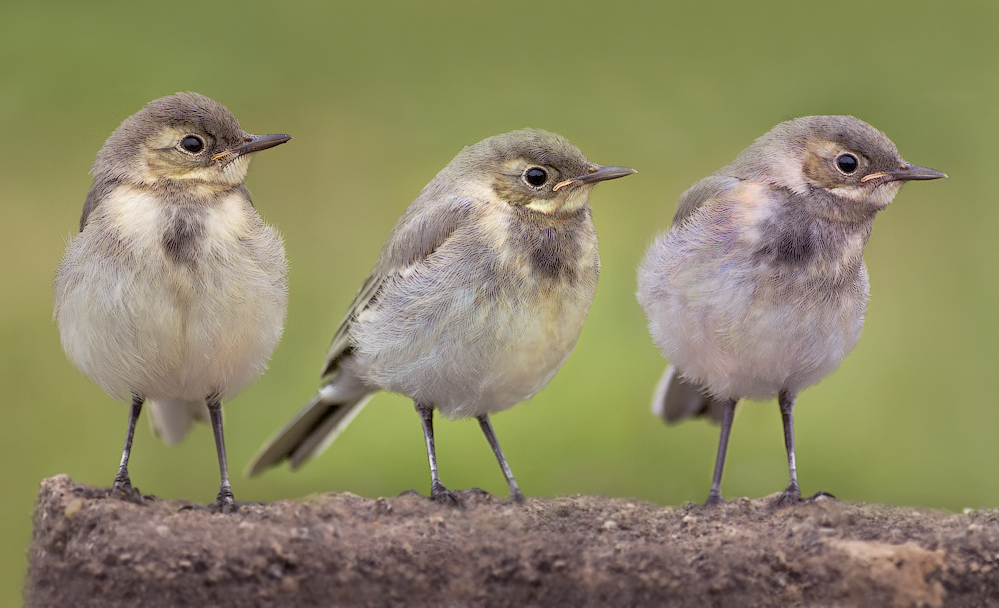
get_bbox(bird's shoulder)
[79,179,118,232]
[671,174,742,228]
[320,194,480,379]
[376,194,481,271]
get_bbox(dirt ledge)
[24,475,999,607]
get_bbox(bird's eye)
[524,167,548,187]
[180,135,205,154]
[835,153,859,174]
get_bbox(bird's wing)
[671,175,740,227]
[78,181,113,232]
[320,196,476,378]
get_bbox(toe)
[430,482,460,506]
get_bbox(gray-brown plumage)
[54,93,290,512]
[247,129,634,504]
[637,116,946,506]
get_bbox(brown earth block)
[24,474,999,607]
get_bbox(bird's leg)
[477,414,525,503]
[706,399,738,505]
[776,390,803,506]
[779,390,801,502]
[775,390,834,506]
[110,394,144,503]
[415,402,458,505]
[207,396,236,513]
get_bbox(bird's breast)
[704,181,871,287]
[55,184,288,402]
[505,205,599,285]
[353,205,599,417]
[162,208,206,270]
[639,181,871,400]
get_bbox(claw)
[210,487,238,514]
[210,497,238,514]
[704,490,725,506]
[775,489,835,507]
[509,488,526,504]
[430,481,460,506]
[775,491,802,507]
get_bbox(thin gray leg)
[207,397,236,513]
[111,394,144,502]
[477,414,525,503]
[775,390,837,505]
[706,399,738,505]
[776,390,802,505]
[415,402,458,505]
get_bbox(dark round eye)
[836,153,859,174]
[524,167,548,187]
[180,135,205,154]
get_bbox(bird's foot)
[775,491,801,507]
[178,499,256,513]
[424,484,518,506]
[210,488,237,514]
[111,481,147,505]
[73,480,150,505]
[509,487,526,504]
[704,490,725,506]
[429,481,461,506]
[775,486,835,507]
[775,482,802,506]
[72,482,150,505]
[73,474,150,505]
[806,491,836,502]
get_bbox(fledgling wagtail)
[247,129,634,504]
[637,116,945,506]
[54,93,290,512]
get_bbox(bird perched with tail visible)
[247,129,635,504]
[54,93,290,512]
[637,116,945,506]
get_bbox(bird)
[54,92,291,513]
[636,116,946,506]
[246,129,635,504]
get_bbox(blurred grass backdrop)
[1,0,994,602]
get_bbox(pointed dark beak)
[885,164,948,182]
[860,163,947,185]
[231,133,293,156]
[213,133,292,162]
[553,164,637,191]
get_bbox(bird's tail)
[651,365,728,424]
[147,398,210,446]
[245,372,374,477]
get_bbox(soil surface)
[25,475,999,607]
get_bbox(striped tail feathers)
[245,372,374,477]
[652,365,728,424]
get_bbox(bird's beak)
[861,164,947,183]
[212,133,292,162]
[553,164,637,191]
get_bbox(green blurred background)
[1,0,993,603]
